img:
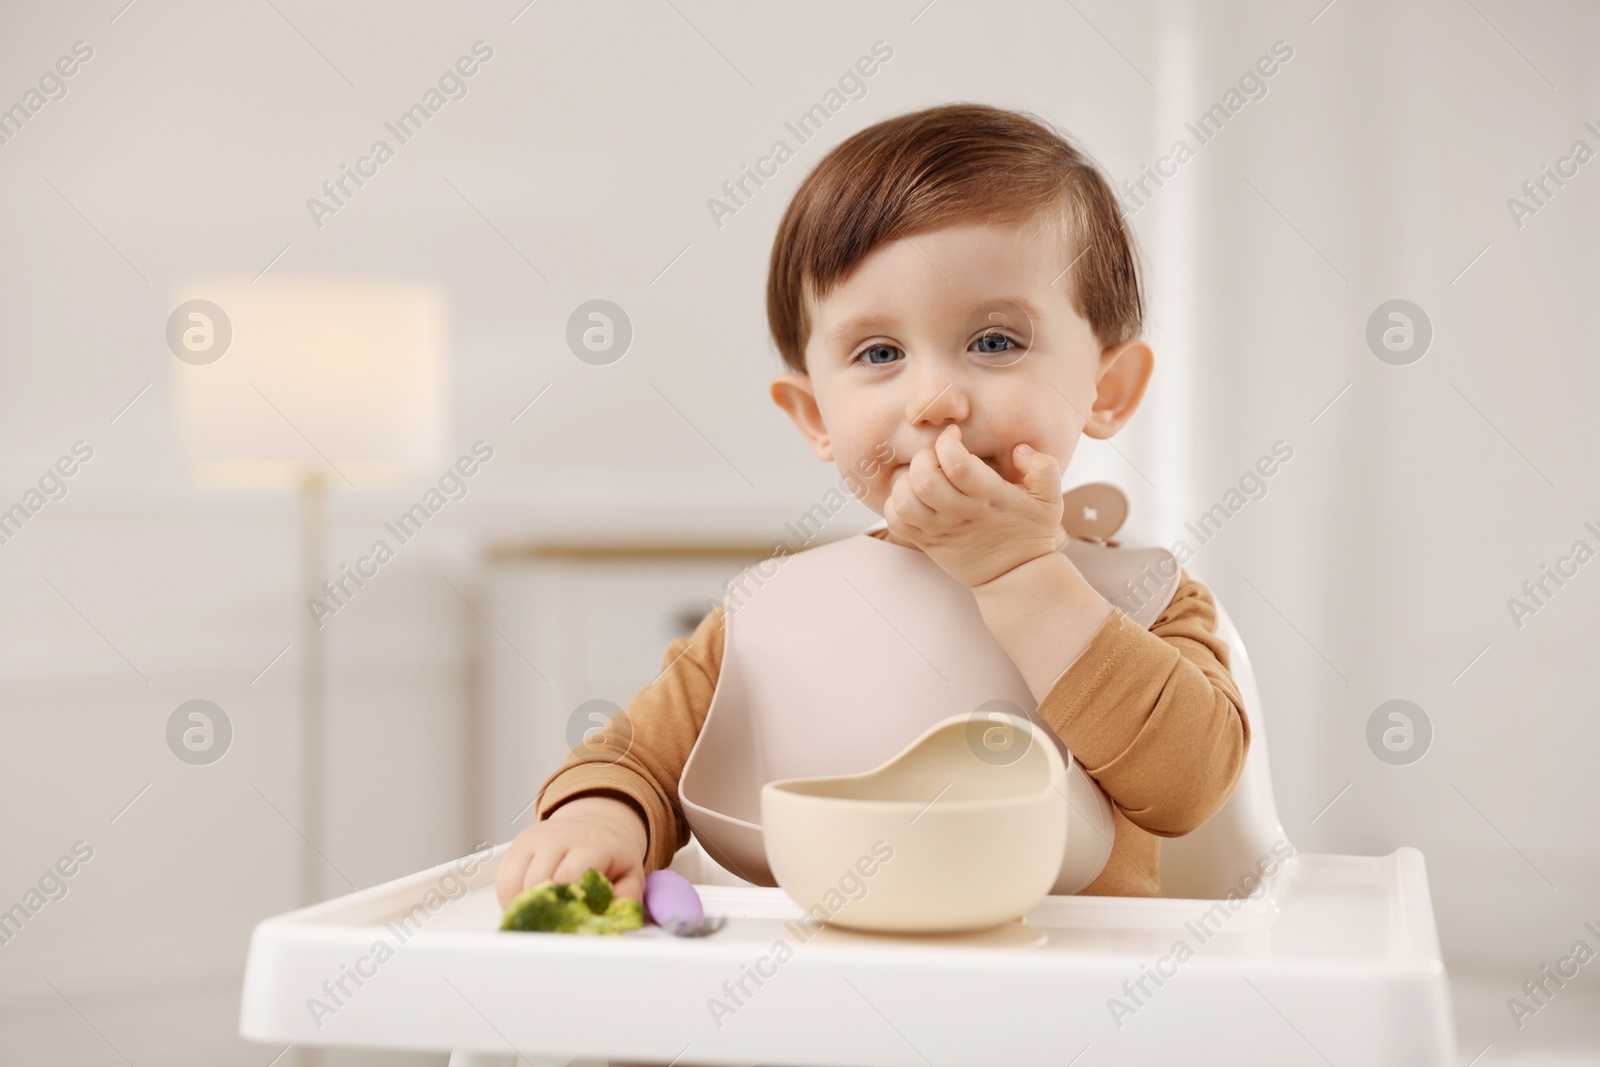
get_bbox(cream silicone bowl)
[759,711,1069,934]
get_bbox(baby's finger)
[890,467,937,529]
[551,849,610,888]
[933,425,997,496]
[882,491,924,544]
[611,866,646,905]
[903,445,956,513]
[494,834,537,908]
[520,842,573,894]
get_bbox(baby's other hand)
[494,794,648,910]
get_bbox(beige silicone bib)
[679,483,1178,893]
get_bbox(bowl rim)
[761,778,1058,810]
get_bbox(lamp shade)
[171,277,448,488]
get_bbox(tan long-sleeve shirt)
[534,530,1250,897]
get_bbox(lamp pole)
[300,469,327,907]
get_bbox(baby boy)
[496,102,1250,909]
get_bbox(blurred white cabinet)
[476,541,775,845]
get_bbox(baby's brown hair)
[766,102,1144,376]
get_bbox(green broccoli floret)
[500,868,643,935]
[569,895,644,935]
[499,883,572,932]
[578,867,613,914]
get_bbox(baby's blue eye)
[854,343,901,365]
[972,332,1018,356]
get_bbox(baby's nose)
[905,378,968,425]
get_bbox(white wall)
[1,0,1596,1063]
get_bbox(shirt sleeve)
[533,601,725,874]
[1034,566,1250,838]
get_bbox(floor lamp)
[172,277,447,907]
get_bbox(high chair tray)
[239,842,1457,1066]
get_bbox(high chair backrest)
[1155,594,1290,899]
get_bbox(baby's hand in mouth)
[884,425,1065,587]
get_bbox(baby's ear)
[770,373,833,461]
[1084,339,1154,440]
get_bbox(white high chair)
[239,594,1460,1067]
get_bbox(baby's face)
[773,217,1148,535]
